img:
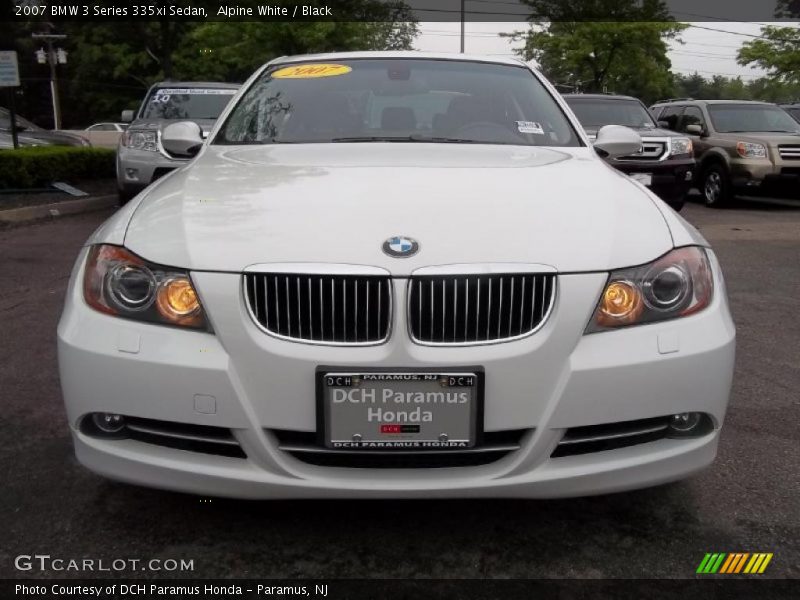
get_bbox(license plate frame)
[630,172,653,186]
[316,366,484,451]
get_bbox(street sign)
[0,51,20,87]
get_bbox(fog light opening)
[667,412,709,437]
[92,412,126,434]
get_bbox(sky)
[414,21,772,80]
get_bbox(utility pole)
[32,32,67,129]
[460,0,465,53]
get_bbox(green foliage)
[10,2,417,128]
[174,20,418,83]
[507,1,686,104]
[738,26,800,85]
[0,147,116,189]
[670,73,800,104]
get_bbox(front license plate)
[321,372,478,450]
[630,172,653,186]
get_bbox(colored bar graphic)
[719,554,736,574]
[700,553,773,575]
[733,553,750,574]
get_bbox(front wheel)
[702,164,731,208]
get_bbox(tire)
[701,163,732,208]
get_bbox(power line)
[421,30,506,37]
[672,41,744,49]
[671,50,739,59]
[686,24,800,44]
[465,0,527,7]
[672,67,762,79]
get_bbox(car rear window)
[215,59,581,147]
[141,88,238,120]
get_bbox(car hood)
[124,144,675,274]
[583,126,682,139]
[723,132,800,146]
[129,118,218,137]
[18,129,87,146]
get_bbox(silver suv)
[117,81,239,203]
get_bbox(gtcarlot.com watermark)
[15,554,194,573]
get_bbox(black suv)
[564,94,695,211]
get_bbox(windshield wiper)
[722,129,799,133]
[331,134,512,144]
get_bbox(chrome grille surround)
[615,138,669,161]
[407,264,557,346]
[243,264,393,346]
[778,145,800,160]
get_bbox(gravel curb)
[0,194,117,225]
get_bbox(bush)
[0,146,116,189]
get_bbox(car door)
[657,105,684,132]
[84,123,122,149]
[679,106,711,159]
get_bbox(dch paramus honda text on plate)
[58,52,736,499]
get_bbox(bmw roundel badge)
[382,236,419,258]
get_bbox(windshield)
[216,59,580,146]
[708,104,800,133]
[141,88,237,120]
[783,107,800,124]
[0,108,41,131]
[565,98,656,129]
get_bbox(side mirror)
[657,120,670,129]
[685,123,704,136]
[120,110,134,123]
[593,125,642,159]
[161,121,204,157]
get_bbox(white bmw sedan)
[58,52,735,498]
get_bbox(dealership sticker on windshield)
[272,64,352,79]
[517,121,544,135]
[516,121,544,134]
[157,89,237,95]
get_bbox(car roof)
[655,99,774,106]
[563,94,642,102]
[270,50,527,68]
[149,81,240,89]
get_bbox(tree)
[174,20,417,83]
[506,1,686,104]
[737,26,800,85]
[24,1,417,126]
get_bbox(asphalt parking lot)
[1,198,798,580]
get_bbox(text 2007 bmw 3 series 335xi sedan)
[57,52,735,499]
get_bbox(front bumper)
[612,157,694,203]
[116,147,186,194]
[730,157,800,199]
[58,249,735,498]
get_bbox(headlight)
[586,246,713,333]
[736,141,767,159]
[121,130,159,152]
[670,137,693,157]
[83,244,208,330]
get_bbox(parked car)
[67,122,129,149]
[0,108,90,148]
[87,122,128,132]
[650,99,800,206]
[116,81,239,203]
[563,94,694,211]
[58,52,735,499]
